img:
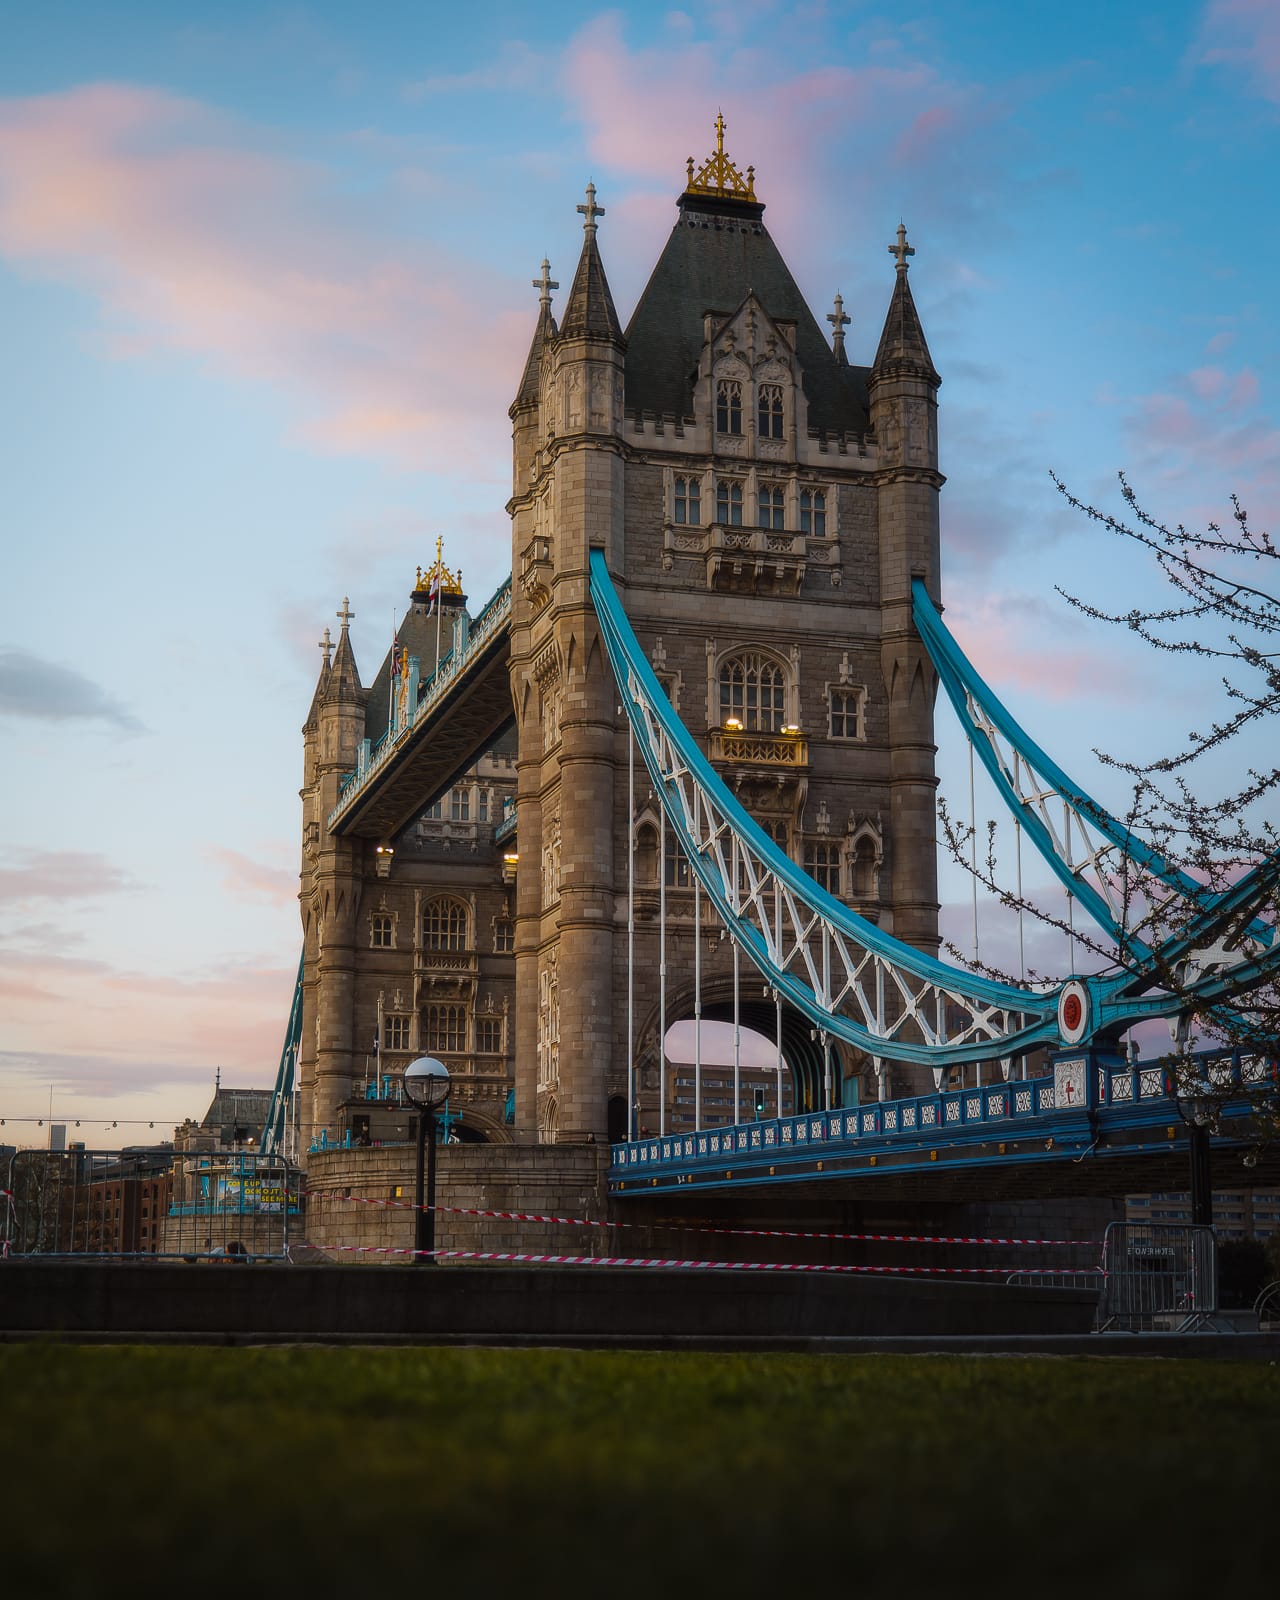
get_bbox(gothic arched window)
[800,488,827,536]
[716,479,744,526]
[758,383,784,439]
[757,483,785,530]
[423,897,468,951]
[674,475,701,525]
[716,379,743,435]
[718,652,786,733]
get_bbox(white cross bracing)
[625,661,1050,1068]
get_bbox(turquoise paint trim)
[259,948,304,1155]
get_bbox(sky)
[1,0,1276,1142]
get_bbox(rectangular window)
[757,484,785,530]
[425,1005,466,1054]
[664,830,692,888]
[384,1015,411,1051]
[716,379,742,435]
[478,788,490,822]
[371,914,394,949]
[673,475,701,525]
[800,489,827,537]
[716,480,743,526]
[493,919,515,953]
[829,688,865,740]
[450,788,470,822]
[477,1017,503,1054]
[758,383,784,439]
[804,843,841,894]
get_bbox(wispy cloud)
[0,850,139,907]
[1194,0,1280,104]
[207,847,297,908]
[0,84,528,474]
[406,40,550,98]
[0,647,145,731]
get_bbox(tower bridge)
[284,121,1277,1208]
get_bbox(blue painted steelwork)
[910,578,1277,982]
[259,949,304,1156]
[609,1049,1274,1195]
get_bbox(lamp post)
[1174,1070,1215,1229]
[403,1056,451,1265]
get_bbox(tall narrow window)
[758,383,784,439]
[674,475,701,525]
[478,788,490,823]
[799,488,827,536]
[719,654,786,732]
[384,1015,411,1051]
[829,688,865,741]
[450,788,471,822]
[477,1017,503,1054]
[371,914,394,949]
[715,479,744,526]
[424,898,467,951]
[761,819,790,858]
[757,484,785,529]
[716,379,743,435]
[664,829,692,888]
[493,919,515,953]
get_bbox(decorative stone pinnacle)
[318,626,333,667]
[827,292,851,353]
[336,597,355,632]
[532,257,559,308]
[577,181,605,234]
[889,222,915,270]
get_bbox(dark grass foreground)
[1,1345,1274,1598]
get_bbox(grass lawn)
[0,1344,1274,1597]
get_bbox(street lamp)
[403,1056,451,1265]
[1172,1069,1215,1229]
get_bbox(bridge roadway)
[609,1062,1279,1204]
[327,579,513,841]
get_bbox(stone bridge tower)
[508,122,943,1144]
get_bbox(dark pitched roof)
[511,299,556,414]
[623,194,869,436]
[871,267,939,384]
[324,625,362,705]
[363,597,465,746]
[559,230,624,343]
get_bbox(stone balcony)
[662,521,840,594]
[708,726,809,770]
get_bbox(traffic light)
[753,1087,766,1120]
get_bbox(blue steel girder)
[910,578,1278,996]
[259,948,304,1155]
[590,551,1058,1069]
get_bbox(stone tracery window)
[800,488,827,536]
[718,652,786,733]
[423,897,468,951]
[758,383,784,439]
[716,479,744,525]
[757,483,785,530]
[674,475,701,525]
[804,842,841,894]
[829,687,866,740]
[424,1004,466,1053]
[716,379,743,435]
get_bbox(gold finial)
[684,114,757,202]
[413,535,465,601]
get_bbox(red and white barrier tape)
[305,1240,1106,1276]
[302,1188,1100,1250]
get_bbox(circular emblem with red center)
[1058,980,1090,1046]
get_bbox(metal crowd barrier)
[1097,1222,1218,1332]
[1,1147,302,1262]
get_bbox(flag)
[426,569,441,617]
[391,635,401,678]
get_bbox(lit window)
[424,1005,466,1054]
[716,479,744,526]
[424,898,467,951]
[493,919,515,953]
[757,484,785,530]
[384,1015,411,1051]
[477,1017,503,1054]
[716,379,743,435]
[451,788,471,822]
[799,489,827,536]
[829,688,865,740]
[371,914,394,949]
[804,842,841,894]
[719,653,786,732]
[758,384,784,439]
[674,475,701,525]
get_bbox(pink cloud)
[1194,0,1280,103]
[0,850,139,907]
[0,85,526,474]
[1188,366,1225,400]
[207,847,297,908]
[944,590,1147,705]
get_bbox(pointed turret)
[324,597,363,705]
[512,259,559,416]
[305,627,333,729]
[558,184,624,344]
[871,225,939,382]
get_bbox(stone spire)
[324,597,363,703]
[511,259,559,415]
[871,224,938,382]
[559,183,624,343]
